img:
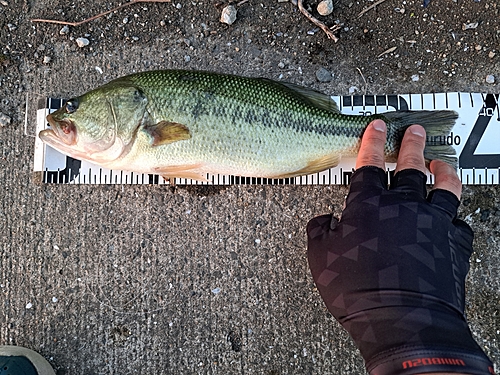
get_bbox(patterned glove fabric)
[307,166,495,375]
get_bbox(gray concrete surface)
[1,0,499,374]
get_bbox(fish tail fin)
[382,110,458,168]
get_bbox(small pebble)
[317,0,334,16]
[462,22,478,30]
[485,75,495,84]
[26,302,33,309]
[211,287,221,295]
[0,1,8,6]
[184,55,191,62]
[76,37,89,48]
[43,56,51,64]
[489,51,496,58]
[175,3,181,9]
[255,239,261,244]
[123,17,129,24]
[52,297,58,303]
[59,25,69,35]
[348,86,359,94]
[95,66,103,74]
[316,67,333,82]
[411,74,419,82]
[220,5,237,25]
[7,23,16,32]
[0,112,11,127]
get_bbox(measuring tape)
[32,92,500,185]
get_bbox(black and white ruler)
[32,93,500,185]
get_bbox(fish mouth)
[44,114,77,145]
[39,114,86,159]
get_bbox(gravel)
[59,26,69,35]
[76,37,90,48]
[0,112,11,127]
[220,5,237,25]
[316,67,333,82]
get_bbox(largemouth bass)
[40,70,457,181]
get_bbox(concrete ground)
[1,0,499,374]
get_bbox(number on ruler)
[459,94,500,168]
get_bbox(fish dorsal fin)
[143,121,191,146]
[258,78,339,113]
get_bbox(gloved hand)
[307,120,495,375]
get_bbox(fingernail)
[372,119,386,132]
[410,125,425,137]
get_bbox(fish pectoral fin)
[155,164,209,182]
[143,121,191,146]
[271,153,341,179]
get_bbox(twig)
[377,46,397,58]
[358,0,389,18]
[31,0,171,27]
[356,67,367,95]
[297,0,340,42]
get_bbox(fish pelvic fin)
[382,110,458,168]
[270,153,341,179]
[144,121,191,146]
[154,163,209,182]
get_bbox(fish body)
[40,70,457,180]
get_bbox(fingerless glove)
[307,166,495,375]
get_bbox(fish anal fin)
[271,153,341,179]
[144,121,191,146]
[155,163,209,182]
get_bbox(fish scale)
[39,70,458,180]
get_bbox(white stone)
[220,5,237,25]
[317,0,334,16]
[76,37,89,48]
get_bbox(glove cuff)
[367,346,495,375]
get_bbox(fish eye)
[65,99,79,114]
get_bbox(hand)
[356,119,462,199]
[307,120,494,375]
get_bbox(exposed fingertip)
[409,124,425,138]
[430,160,462,200]
[371,119,386,132]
